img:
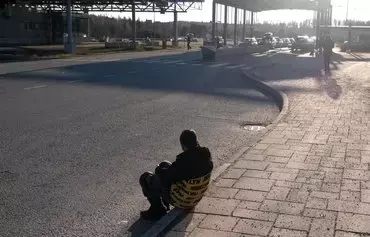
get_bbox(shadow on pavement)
[120,218,155,237]
[1,49,367,102]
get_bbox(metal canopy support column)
[223,5,227,46]
[250,11,254,37]
[234,7,237,45]
[173,4,178,47]
[242,10,246,41]
[132,0,136,49]
[64,0,75,53]
[211,1,216,39]
[315,8,320,47]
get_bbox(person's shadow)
[322,70,342,100]
[118,218,155,237]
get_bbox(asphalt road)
[0,51,279,236]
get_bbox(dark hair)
[180,129,198,148]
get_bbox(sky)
[93,0,370,23]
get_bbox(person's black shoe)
[140,206,167,221]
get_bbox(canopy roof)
[214,0,330,12]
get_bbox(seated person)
[139,129,213,221]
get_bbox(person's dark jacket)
[323,39,334,54]
[167,146,213,184]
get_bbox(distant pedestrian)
[323,35,335,71]
[139,130,213,221]
[187,36,191,50]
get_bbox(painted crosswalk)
[132,58,253,71]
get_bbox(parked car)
[240,37,258,47]
[291,35,315,52]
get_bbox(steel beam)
[211,0,216,39]
[132,0,136,48]
[233,7,237,46]
[173,4,178,46]
[223,5,227,46]
[242,9,246,40]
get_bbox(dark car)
[291,36,315,52]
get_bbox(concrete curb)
[243,70,289,127]
[141,69,289,237]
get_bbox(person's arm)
[166,160,184,184]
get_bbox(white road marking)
[226,64,245,69]
[208,63,229,68]
[127,71,137,74]
[67,79,86,84]
[175,62,187,65]
[163,60,182,64]
[191,63,203,66]
[24,84,47,90]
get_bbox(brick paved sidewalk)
[166,52,370,237]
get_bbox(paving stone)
[340,190,361,202]
[194,197,240,215]
[298,170,325,179]
[234,177,275,192]
[310,191,339,199]
[233,218,273,236]
[199,215,239,232]
[233,209,277,222]
[259,200,305,215]
[361,189,370,203]
[306,197,328,209]
[343,169,370,180]
[303,208,337,220]
[327,200,370,215]
[234,190,267,202]
[361,181,370,189]
[305,155,322,164]
[286,162,319,170]
[206,186,239,199]
[254,144,270,150]
[269,172,297,181]
[275,180,302,189]
[267,166,299,174]
[336,212,370,234]
[290,153,308,162]
[214,178,237,188]
[237,201,261,210]
[335,231,367,237]
[274,214,311,231]
[241,154,266,161]
[324,171,343,183]
[233,161,268,170]
[267,187,290,200]
[222,168,245,179]
[188,228,253,237]
[286,189,309,203]
[265,148,293,157]
[172,213,207,232]
[243,170,271,179]
[266,156,290,163]
[322,183,341,192]
[302,183,321,192]
[341,179,361,191]
[309,217,335,237]
[269,228,308,237]
[261,138,288,144]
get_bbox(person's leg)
[155,161,172,210]
[139,172,167,221]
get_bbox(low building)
[0,5,88,46]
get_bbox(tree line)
[89,14,370,40]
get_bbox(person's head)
[325,34,332,41]
[180,129,198,151]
